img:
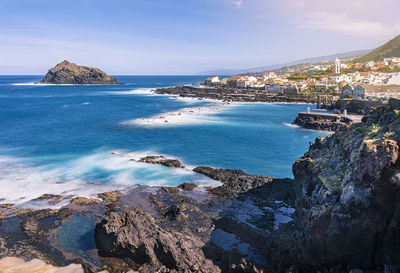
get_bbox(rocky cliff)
[40,60,120,85]
[292,98,400,271]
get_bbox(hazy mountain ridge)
[355,34,400,63]
[198,50,370,76]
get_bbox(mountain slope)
[198,50,370,76]
[355,34,400,63]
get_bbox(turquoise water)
[0,75,326,206]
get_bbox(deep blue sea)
[0,75,327,207]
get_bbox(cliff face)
[292,99,400,270]
[40,60,120,85]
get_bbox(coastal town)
[203,57,400,100]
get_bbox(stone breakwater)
[155,86,320,103]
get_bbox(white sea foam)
[283,122,300,128]
[0,150,220,208]
[12,82,112,86]
[121,103,231,127]
[12,83,71,86]
[104,88,158,96]
[0,155,117,208]
[110,150,198,170]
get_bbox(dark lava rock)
[155,86,319,104]
[40,60,120,85]
[178,183,198,191]
[32,194,63,205]
[139,155,184,168]
[95,207,220,272]
[98,191,121,203]
[70,197,101,205]
[291,98,400,270]
[292,112,354,131]
[194,166,291,197]
[159,186,179,194]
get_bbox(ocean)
[0,75,327,207]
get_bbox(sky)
[0,0,399,75]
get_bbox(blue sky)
[1,0,399,75]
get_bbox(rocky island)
[40,60,120,85]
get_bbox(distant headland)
[40,60,121,85]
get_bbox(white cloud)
[293,11,400,39]
[233,0,243,9]
[239,0,400,39]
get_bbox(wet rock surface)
[292,112,355,131]
[193,166,292,197]
[137,155,184,168]
[93,168,296,273]
[95,207,220,272]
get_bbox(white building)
[334,58,341,74]
[329,74,352,83]
[365,61,376,69]
[205,76,220,85]
[387,73,400,85]
[342,84,400,99]
[236,76,258,88]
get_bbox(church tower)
[334,58,341,74]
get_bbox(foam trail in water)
[103,88,158,96]
[121,103,232,127]
[282,122,300,128]
[0,150,220,208]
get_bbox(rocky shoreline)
[0,164,294,273]
[1,99,400,272]
[154,86,321,103]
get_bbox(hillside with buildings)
[202,56,400,101]
[198,50,369,76]
[355,34,400,63]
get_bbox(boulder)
[95,207,220,272]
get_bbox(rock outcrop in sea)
[292,112,356,131]
[40,60,120,85]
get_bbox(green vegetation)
[355,34,400,63]
[383,131,395,139]
[354,123,382,139]
[320,175,343,192]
